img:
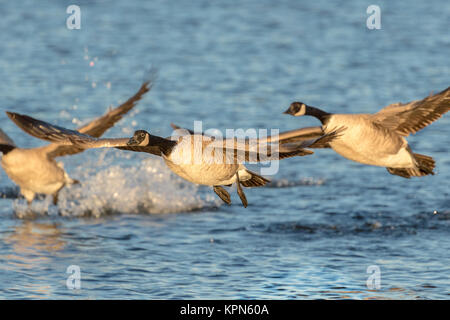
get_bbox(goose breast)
[163,135,239,186]
[1,148,66,194]
[323,114,414,167]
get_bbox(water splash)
[4,151,327,218]
[4,160,328,218]
[0,186,20,199]
[12,156,218,218]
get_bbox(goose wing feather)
[169,124,327,161]
[205,136,314,163]
[77,77,153,138]
[372,86,450,136]
[281,127,346,150]
[264,126,326,143]
[170,124,336,162]
[214,126,341,161]
[6,111,129,147]
[171,124,325,144]
[7,71,155,158]
[6,112,173,157]
[170,123,196,136]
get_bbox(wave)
[266,177,326,188]
[255,210,450,238]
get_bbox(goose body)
[1,146,68,203]
[285,86,450,177]
[162,133,258,186]
[1,77,153,205]
[323,114,414,168]
[6,113,340,207]
[163,135,240,186]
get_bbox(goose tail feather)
[240,170,271,188]
[414,153,435,176]
[386,153,435,178]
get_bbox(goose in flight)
[283,87,450,178]
[1,78,153,205]
[6,113,340,207]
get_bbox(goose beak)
[283,108,293,115]
[127,137,138,146]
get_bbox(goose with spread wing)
[6,113,339,207]
[1,77,153,205]
[283,87,450,178]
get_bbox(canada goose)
[1,78,153,205]
[284,87,450,178]
[6,113,340,207]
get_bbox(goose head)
[127,130,150,146]
[284,102,307,117]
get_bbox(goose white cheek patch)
[294,104,307,116]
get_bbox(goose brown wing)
[170,124,325,144]
[7,72,154,158]
[6,111,129,149]
[170,123,196,135]
[77,78,153,138]
[6,111,176,157]
[285,127,346,149]
[169,125,325,162]
[372,87,450,136]
[49,77,153,157]
[205,137,313,163]
[218,126,343,161]
[265,126,325,144]
[6,112,84,145]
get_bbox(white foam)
[13,153,219,218]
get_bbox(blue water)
[0,0,449,299]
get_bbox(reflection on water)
[0,221,66,298]
[4,221,65,255]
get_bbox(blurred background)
[0,0,448,299]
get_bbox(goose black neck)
[305,106,331,125]
[148,134,177,155]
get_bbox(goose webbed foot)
[52,192,59,206]
[21,189,35,208]
[213,186,231,205]
[235,172,248,208]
